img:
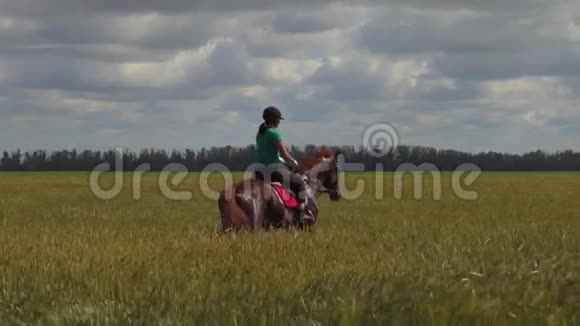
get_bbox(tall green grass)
[0,173,578,325]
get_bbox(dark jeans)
[255,167,307,203]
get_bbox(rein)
[293,147,340,200]
[295,168,335,199]
[311,178,332,199]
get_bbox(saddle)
[269,182,299,208]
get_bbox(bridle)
[299,160,340,199]
[318,164,340,198]
[314,182,334,199]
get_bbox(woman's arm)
[276,141,298,167]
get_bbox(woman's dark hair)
[258,122,269,134]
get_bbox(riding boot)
[295,202,314,225]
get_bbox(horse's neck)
[297,167,322,192]
[296,152,331,192]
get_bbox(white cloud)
[485,77,571,100]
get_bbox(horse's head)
[297,147,342,201]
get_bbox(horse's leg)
[218,195,233,233]
[218,185,255,232]
[234,194,259,229]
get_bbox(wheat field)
[0,172,578,325]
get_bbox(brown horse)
[217,147,341,232]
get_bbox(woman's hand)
[276,140,299,170]
[287,158,299,169]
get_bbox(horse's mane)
[296,147,335,174]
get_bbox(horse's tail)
[218,185,253,232]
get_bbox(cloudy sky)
[1,0,579,154]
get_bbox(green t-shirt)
[255,127,284,166]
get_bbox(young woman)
[254,106,313,224]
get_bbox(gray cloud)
[37,15,213,50]
[1,58,116,91]
[271,10,355,34]
[355,5,580,83]
[357,10,551,55]
[0,39,266,102]
[0,0,555,17]
[0,0,578,153]
[0,14,218,62]
[306,58,387,102]
[0,0,336,17]
[432,48,580,81]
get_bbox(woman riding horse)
[217,106,341,232]
[253,106,314,224]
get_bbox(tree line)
[1,145,579,172]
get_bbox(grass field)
[0,172,578,325]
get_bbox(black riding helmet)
[262,106,284,121]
